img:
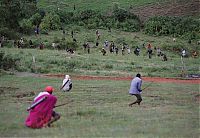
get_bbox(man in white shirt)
[129,73,143,107]
[60,75,72,92]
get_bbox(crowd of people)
[1,28,199,60]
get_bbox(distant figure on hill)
[71,30,74,38]
[96,41,99,47]
[66,48,75,54]
[147,43,153,59]
[108,26,111,32]
[129,73,143,107]
[19,38,24,48]
[162,54,168,61]
[0,40,2,48]
[121,44,126,55]
[181,49,186,57]
[39,42,44,50]
[86,43,90,54]
[134,46,140,56]
[73,38,77,43]
[73,4,76,10]
[156,47,161,57]
[104,40,109,48]
[173,38,176,42]
[62,28,65,35]
[101,48,106,56]
[109,41,115,53]
[35,25,40,36]
[83,43,87,52]
[115,46,119,55]
[29,40,34,48]
[127,46,131,54]
[96,30,100,40]
[192,51,198,58]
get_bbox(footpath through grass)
[0,74,199,137]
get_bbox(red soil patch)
[44,74,200,84]
[131,0,199,22]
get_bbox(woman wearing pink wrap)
[25,86,60,128]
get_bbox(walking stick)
[142,81,153,91]
[54,100,74,108]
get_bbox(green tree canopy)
[0,0,37,30]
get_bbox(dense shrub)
[40,12,61,30]
[144,16,200,38]
[19,19,33,34]
[0,27,20,40]
[57,10,74,24]
[0,51,20,70]
[59,39,78,50]
[79,10,97,20]
[30,13,43,26]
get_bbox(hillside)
[131,0,200,22]
[38,0,199,22]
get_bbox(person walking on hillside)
[129,73,143,107]
[101,48,107,56]
[147,43,153,59]
[25,86,60,128]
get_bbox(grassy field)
[0,74,199,137]
[2,27,199,78]
[37,0,169,12]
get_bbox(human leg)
[46,111,60,127]
[129,94,142,107]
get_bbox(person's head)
[45,86,54,94]
[136,73,141,78]
[65,75,70,79]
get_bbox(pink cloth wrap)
[25,94,57,128]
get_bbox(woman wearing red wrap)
[25,86,60,128]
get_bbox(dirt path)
[43,74,200,84]
[14,72,200,84]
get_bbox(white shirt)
[62,78,72,91]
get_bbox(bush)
[144,16,200,37]
[40,12,61,30]
[59,39,78,50]
[0,51,20,70]
[79,9,97,20]
[19,19,33,34]
[57,10,74,24]
[0,27,20,40]
[30,13,43,26]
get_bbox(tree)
[0,0,37,30]
[40,12,61,30]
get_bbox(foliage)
[144,16,200,38]
[19,19,33,34]
[0,50,20,70]
[79,9,97,21]
[40,12,61,30]
[0,27,20,40]
[30,13,43,26]
[57,10,74,24]
[0,0,37,30]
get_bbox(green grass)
[2,26,199,78]
[37,0,169,12]
[0,74,199,137]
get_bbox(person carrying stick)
[128,73,143,107]
[25,86,60,128]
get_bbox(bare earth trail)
[43,74,200,84]
[14,72,200,84]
